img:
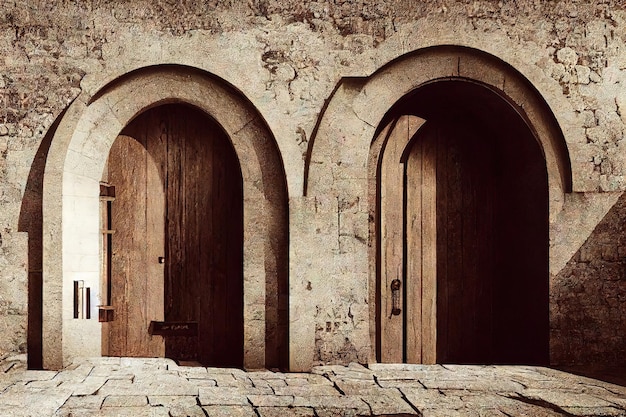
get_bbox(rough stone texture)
[1,357,624,417]
[0,1,625,370]
[0,232,27,356]
[552,191,626,366]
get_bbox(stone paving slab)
[0,356,625,416]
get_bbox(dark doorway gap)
[377,80,549,365]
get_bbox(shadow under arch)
[18,105,71,369]
[38,65,289,370]
[304,45,573,365]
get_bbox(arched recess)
[305,45,572,366]
[374,80,549,365]
[18,105,69,370]
[41,66,289,370]
[102,103,245,367]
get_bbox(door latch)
[390,278,402,317]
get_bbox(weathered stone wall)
[552,191,626,366]
[0,1,625,369]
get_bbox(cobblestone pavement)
[1,355,625,416]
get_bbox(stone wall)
[0,1,625,369]
[552,191,626,366]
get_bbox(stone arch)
[305,45,572,364]
[41,65,289,369]
[18,105,69,369]
[307,45,572,203]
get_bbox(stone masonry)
[0,1,625,371]
[1,356,626,416]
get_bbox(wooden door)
[104,103,243,367]
[379,113,546,364]
[429,119,496,364]
[379,115,430,363]
[103,130,166,358]
[379,116,494,364]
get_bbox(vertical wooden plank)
[404,116,427,364]
[405,133,423,364]
[445,130,463,362]
[380,116,420,362]
[107,133,148,357]
[435,128,448,362]
[164,106,192,361]
[379,118,405,363]
[126,119,148,357]
[145,111,167,357]
[420,126,437,364]
[460,125,487,362]
[475,131,494,364]
[189,106,206,363]
[158,104,244,367]
[372,120,393,363]
[124,131,148,357]
[180,106,196,362]
[193,107,215,366]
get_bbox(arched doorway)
[101,103,243,367]
[305,45,571,371]
[40,66,289,370]
[376,80,549,365]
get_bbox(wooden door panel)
[419,126,438,365]
[380,116,497,365]
[160,105,243,367]
[144,113,167,359]
[405,131,423,364]
[404,122,438,364]
[105,104,243,367]
[164,107,197,362]
[106,131,165,358]
[380,117,411,363]
[434,129,449,362]
[107,135,138,357]
[379,116,426,363]
[443,122,495,364]
[473,133,495,364]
